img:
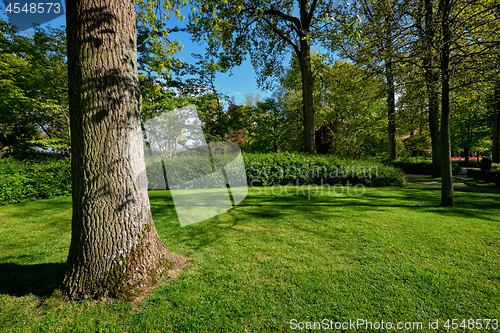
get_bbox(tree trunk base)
[61,226,188,301]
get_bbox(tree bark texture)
[63,0,185,300]
[423,0,441,177]
[386,60,397,160]
[493,78,500,163]
[299,38,316,155]
[439,0,454,207]
[429,93,441,176]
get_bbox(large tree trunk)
[62,0,185,300]
[424,0,441,177]
[439,0,454,207]
[493,78,500,164]
[386,60,397,160]
[298,39,316,155]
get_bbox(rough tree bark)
[298,36,316,155]
[384,13,397,160]
[493,78,500,164]
[386,59,397,160]
[290,0,316,156]
[62,0,185,300]
[422,0,441,177]
[439,0,454,207]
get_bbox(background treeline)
[1,7,498,161]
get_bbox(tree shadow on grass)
[0,263,65,297]
[149,183,500,251]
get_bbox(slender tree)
[439,0,454,207]
[494,78,500,163]
[415,0,441,176]
[437,0,498,206]
[62,0,185,299]
[334,0,408,159]
[187,0,359,155]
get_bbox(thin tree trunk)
[493,78,500,163]
[464,147,470,163]
[429,93,441,176]
[424,0,441,177]
[439,0,454,207]
[417,0,441,176]
[386,60,397,160]
[299,39,316,155]
[63,0,185,300]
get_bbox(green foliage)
[450,86,492,156]
[147,153,406,188]
[279,54,387,156]
[195,93,230,142]
[243,98,286,153]
[385,157,462,175]
[0,154,403,200]
[0,19,68,156]
[0,156,71,205]
[244,153,406,187]
[401,133,431,157]
[135,0,187,77]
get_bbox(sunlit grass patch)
[0,182,499,332]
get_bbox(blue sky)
[0,3,277,105]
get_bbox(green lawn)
[0,179,499,332]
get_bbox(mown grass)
[0,179,499,332]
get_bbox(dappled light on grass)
[0,183,499,331]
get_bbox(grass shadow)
[0,263,66,297]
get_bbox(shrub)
[0,156,71,205]
[0,153,407,205]
[383,157,462,175]
[243,153,406,187]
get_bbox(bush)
[384,157,462,175]
[0,153,407,205]
[243,153,406,187]
[0,156,71,205]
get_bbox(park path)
[405,174,500,192]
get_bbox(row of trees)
[133,0,500,208]
[187,0,499,207]
[1,19,496,164]
[331,0,500,206]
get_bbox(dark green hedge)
[1,153,406,205]
[0,156,71,205]
[384,157,462,175]
[243,153,406,187]
[147,153,406,188]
